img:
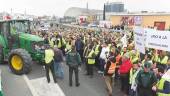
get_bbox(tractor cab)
[0,19,31,49]
[0,19,45,75]
[10,20,30,34]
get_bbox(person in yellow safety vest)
[48,34,55,48]
[130,50,139,64]
[94,42,102,69]
[129,62,140,96]
[157,51,169,69]
[55,36,66,49]
[94,44,100,56]
[86,47,96,78]
[44,45,57,83]
[65,41,72,53]
[152,69,170,96]
[151,49,159,63]
[55,33,66,55]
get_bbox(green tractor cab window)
[10,20,30,34]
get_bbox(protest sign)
[134,26,145,54]
[145,29,170,51]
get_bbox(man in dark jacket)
[53,46,64,79]
[75,37,84,61]
[136,62,157,96]
[66,45,82,87]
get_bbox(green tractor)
[0,19,45,75]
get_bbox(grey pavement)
[0,64,33,96]
[0,62,123,96]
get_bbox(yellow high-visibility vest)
[152,54,158,62]
[48,38,54,48]
[88,50,95,64]
[157,78,170,96]
[94,45,100,55]
[45,49,54,64]
[158,56,168,65]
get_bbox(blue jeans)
[99,58,105,72]
[53,61,64,79]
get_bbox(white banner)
[145,29,170,51]
[134,26,145,54]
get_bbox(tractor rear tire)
[0,45,4,64]
[8,49,32,75]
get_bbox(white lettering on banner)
[134,26,145,54]
[145,29,170,51]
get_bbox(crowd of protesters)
[34,24,170,96]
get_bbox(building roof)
[0,19,29,22]
[106,12,170,16]
[64,7,103,17]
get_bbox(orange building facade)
[109,13,170,30]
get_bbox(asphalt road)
[0,61,123,96]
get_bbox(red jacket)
[119,59,132,74]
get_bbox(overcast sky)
[0,0,170,17]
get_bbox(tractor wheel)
[0,45,4,64]
[8,49,32,75]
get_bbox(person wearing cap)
[66,45,82,87]
[44,45,56,83]
[136,62,157,96]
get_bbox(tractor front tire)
[8,49,32,75]
[0,45,4,64]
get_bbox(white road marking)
[23,73,65,96]
[23,75,39,96]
